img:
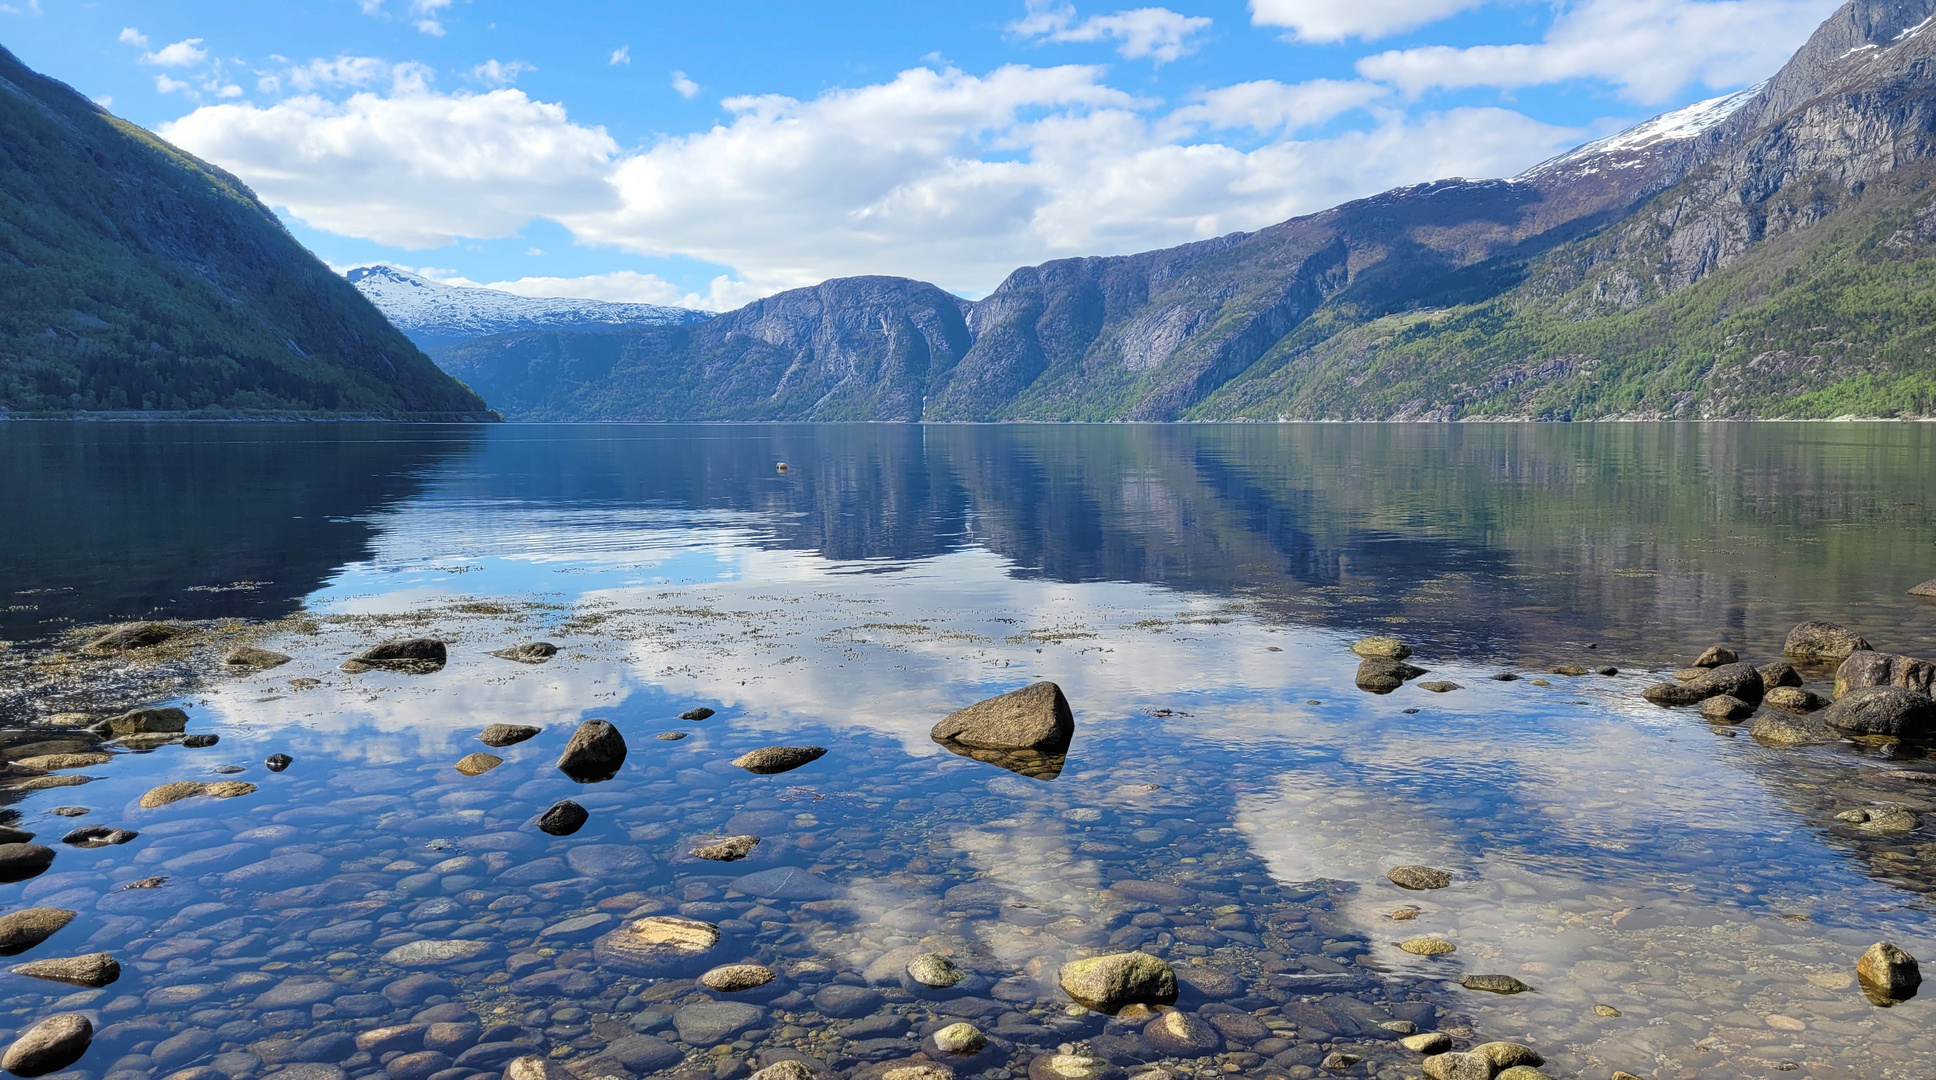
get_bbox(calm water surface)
[3,422,1936,1080]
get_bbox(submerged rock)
[0,909,76,956]
[1785,621,1871,662]
[1822,686,1936,739]
[931,682,1074,753]
[1836,650,1936,697]
[1399,938,1456,956]
[1858,942,1921,1001]
[1420,1054,1491,1080]
[1057,952,1176,1011]
[85,622,183,652]
[592,916,720,974]
[1387,865,1452,890]
[907,953,964,988]
[1351,637,1411,660]
[1140,1012,1219,1057]
[60,826,135,848]
[672,1000,764,1046]
[382,939,494,966]
[732,746,827,775]
[536,800,588,836]
[1699,695,1755,722]
[1474,1043,1543,1069]
[0,844,54,883]
[1693,646,1737,668]
[691,835,759,861]
[138,780,255,809]
[1750,711,1837,747]
[11,952,119,987]
[491,642,558,664]
[1460,974,1533,994]
[224,646,291,670]
[91,707,188,736]
[341,638,447,674]
[1764,687,1829,713]
[454,753,502,777]
[1417,681,1462,693]
[479,724,540,747]
[1643,663,1763,707]
[1356,658,1428,693]
[15,753,109,771]
[2,1013,91,1077]
[557,719,627,781]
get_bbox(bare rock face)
[224,646,291,670]
[1643,663,1764,707]
[1785,621,1871,662]
[592,916,721,975]
[557,719,627,782]
[1822,686,1936,739]
[931,683,1074,753]
[2,1013,91,1077]
[1057,953,1176,1012]
[341,638,447,674]
[1858,941,1921,1002]
[1835,650,1936,697]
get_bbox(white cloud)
[472,59,532,86]
[359,0,452,35]
[141,37,210,67]
[216,83,243,98]
[670,71,700,99]
[1168,78,1387,133]
[1011,1,1213,64]
[0,0,44,14]
[1248,0,1487,42]
[159,88,620,249]
[472,270,767,311]
[93,95,114,107]
[1355,0,1841,102]
[117,27,149,48]
[154,74,190,94]
[610,46,631,66]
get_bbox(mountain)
[445,0,1936,422]
[348,266,712,351]
[0,48,490,419]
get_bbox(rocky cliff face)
[443,0,1936,422]
[0,48,488,417]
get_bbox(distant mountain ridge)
[348,266,711,351]
[0,47,488,419]
[443,0,1936,422]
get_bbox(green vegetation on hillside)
[0,48,489,418]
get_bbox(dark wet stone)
[1417,681,1461,693]
[1643,663,1763,708]
[152,1027,218,1069]
[92,707,189,736]
[566,844,653,878]
[1490,673,1520,681]
[342,638,447,674]
[422,1023,480,1054]
[0,843,55,883]
[60,826,135,848]
[536,801,588,836]
[1355,658,1427,693]
[1759,662,1802,689]
[383,974,458,1007]
[294,1033,359,1063]
[931,683,1074,753]
[388,1051,454,1080]
[481,724,541,747]
[730,867,838,900]
[254,976,340,1009]
[1108,880,1195,906]
[1785,620,1870,662]
[692,835,759,861]
[672,1001,765,1045]
[1202,1012,1268,1045]
[3,1013,92,1077]
[1822,686,1936,739]
[278,1066,349,1080]
[87,622,184,652]
[1692,646,1737,668]
[492,643,558,664]
[1699,695,1755,722]
[731,746,827,775]
[679,707,716,722]
[557,720,627,782]
[1175,968,1242,1000]
[453,1044,525,1069]
[658,732,688,741]
[265,753,293,772]
[1460,974,1532,994]
[224,646,292,670]
[11,952,119,987]
[813,985,883,1018]
[603,1036,681,1072]
[1836,650,1936,697]
[1141,1012,1220,1057]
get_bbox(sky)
[5,0,1844,309]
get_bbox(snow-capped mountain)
[1515,83,1764,181]
[348,266,712,350]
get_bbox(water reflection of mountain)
[0,423,482,644]
[435,423,1936,668]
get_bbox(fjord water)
[4,422,1936,1080]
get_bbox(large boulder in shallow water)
[1821,686,1936,739]
[2,1013,91,1077]
[90,707,188,737]
[1356,658,1427,694]
[1785,621,1870,662]
[932,682,1074,752]
[1835,650,1936,697]
[1058,953,1177,1012]
[342,638,446,674]
[224,646,292,670]
[1643,663,1763,707]
[557,719,626,781]
[85,622,183,652]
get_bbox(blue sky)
[5,0,1841,308]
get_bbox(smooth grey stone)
[3,1013,92,1077]
[151,1027,219,1069]
[729,867,838,900]
[672,1001,764,1046]
[602,1035,681,1071]
[811,985,882,1018]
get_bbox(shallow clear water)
[4,422,1936,1080]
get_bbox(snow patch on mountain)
[1516,85,1764,181]
[349,265,712,349]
